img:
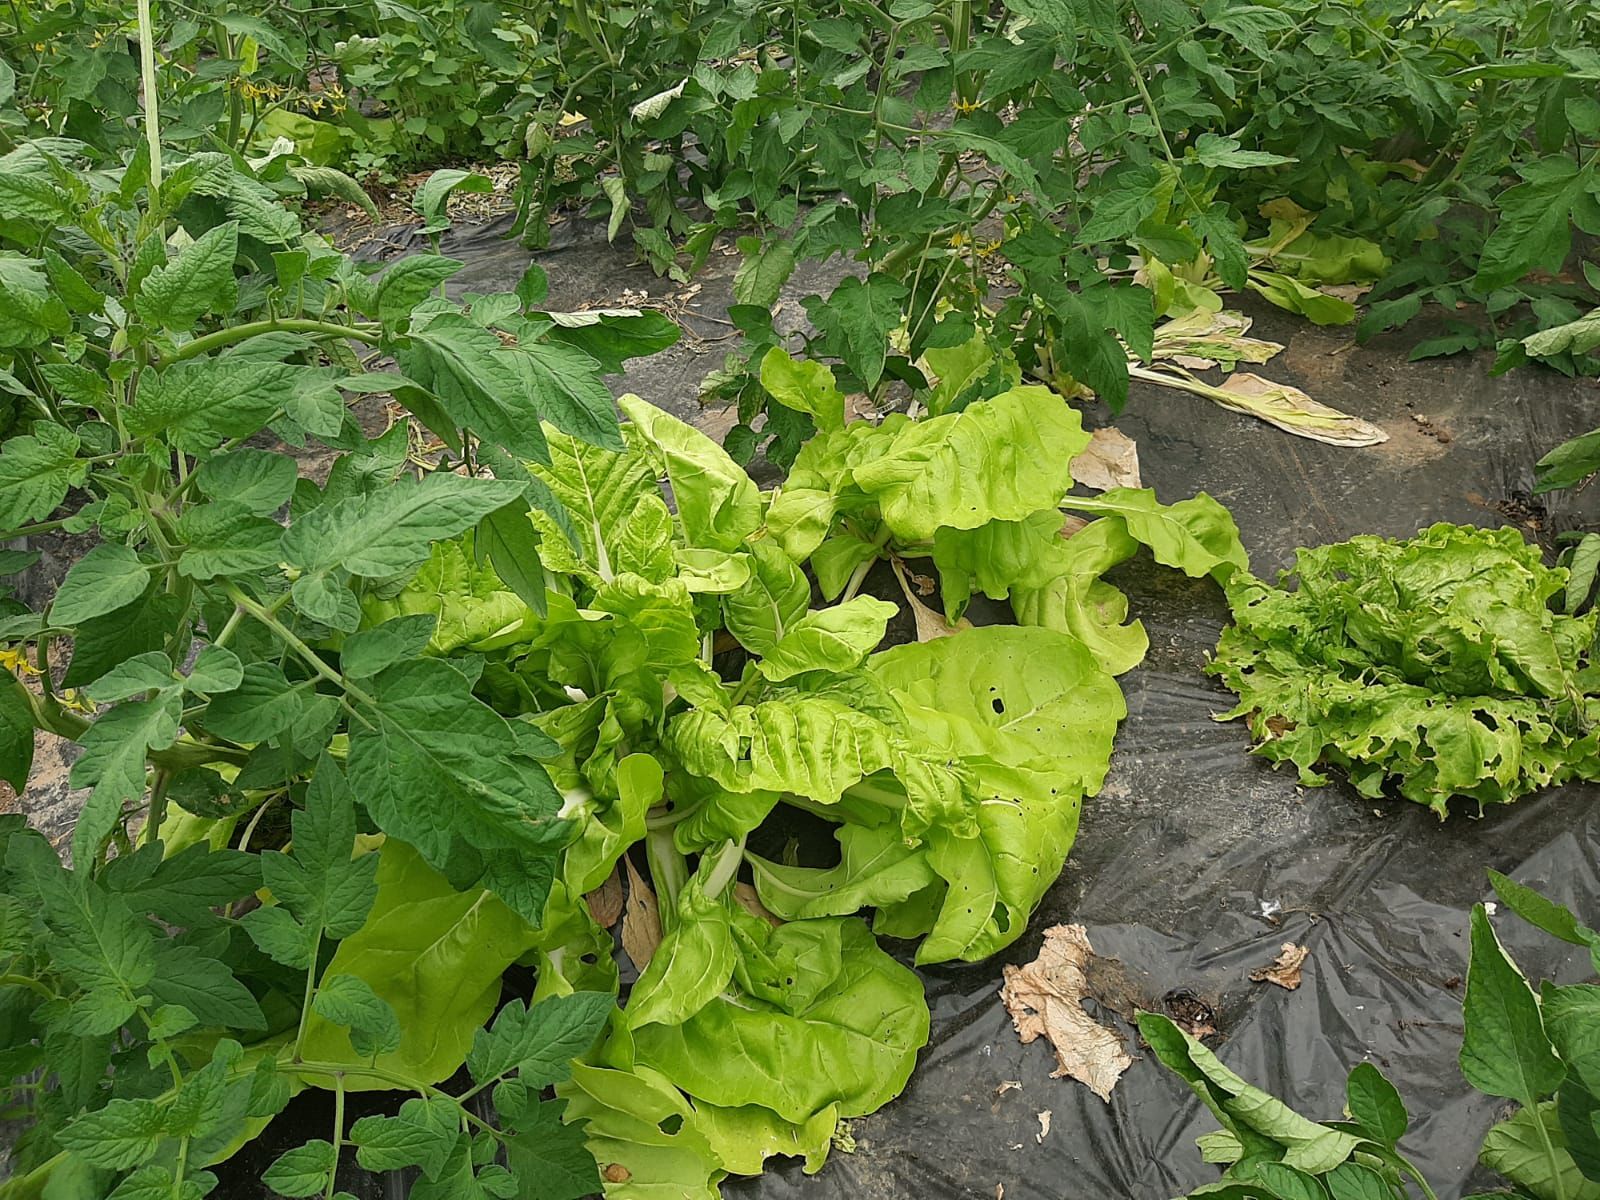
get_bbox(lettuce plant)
[350,352,1248,1194]
[1210,524,1600,815]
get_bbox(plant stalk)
[170,319,383,363]
[135,0,162,202]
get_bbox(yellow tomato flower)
[0,646,39,676]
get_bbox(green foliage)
[491,0,1595,456]
[8,0,1593,479]
[0,104,688,1194]
[0,7,1284,1196]
[1210,523,1600,814]
[0,45,1259,1192]
[1147,875,1600,1200]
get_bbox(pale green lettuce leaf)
[749,823,935,922]
[672,548,752,594]
[669,777,780,855]
[759,348,844,432]
[811,529,880,600]
[588,574,702,672]
[360,537,536,653]
[666,694,900,804]
[1060,487,1247,580]
[619,394,762,552]
[625,879,738,1031]
[528,881,621,1002]
[756,596,898,682]
[627,917,927,1124]
[722,540,812,658]
[850,386,1090,542]
[913,759,1082,963]
[1010,518,1150,677]
[297,839,538,1090]
[870,624,1124,798]
[531,427,673,585]
[557,1062,727,1200]
[869,626,1124,961]
[931,510,1074,617]
[763,487,836,562]
[690,1100,837,1176]
[562,752,662,895]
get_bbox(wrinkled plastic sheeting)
[733,564,1600,1200]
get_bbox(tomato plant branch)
[324,1076,345,1200]
[169,319,383,363]
[223,583,377,708]
[141,768,172,849]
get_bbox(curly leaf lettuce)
[1210,523,1600,813]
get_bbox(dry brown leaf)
[995,1080,1022,1097]
[892,559,972,642]
[733,881,782,927]
[584,867,624,928]
[1319,283,1371,304]
[621,856,662,970]
[1000,924,1133,1102]
[1070,427,1141,491]
[1250,942,1310,990]
[1035,1111,1052,1143]
[843,393,879,423]
[1215,373,1389,447]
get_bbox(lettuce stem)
[701,835,748,900]
[646,828,688,925]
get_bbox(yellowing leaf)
[296,840,537,1091]
[1211,372,1388,446]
